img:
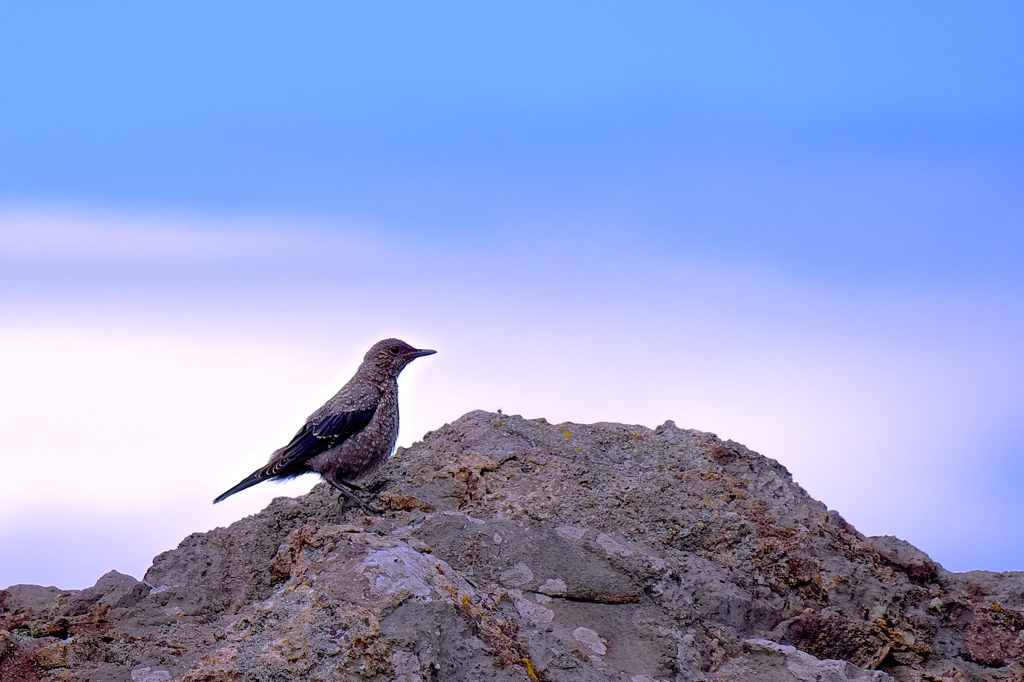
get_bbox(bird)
[213,338,436,509]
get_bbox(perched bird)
[214,338,436,509]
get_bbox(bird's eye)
[389,345,401,355]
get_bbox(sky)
[1,1,1023,589]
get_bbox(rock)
[2,410,1023,681]
[62,570,151,617]
[867,536,941,585]
[0,585,66,621]
[131,668,174,682]
[712,639,894,681]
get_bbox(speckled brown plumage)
[214,338,435,508]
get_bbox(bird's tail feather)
[213,471,265,504]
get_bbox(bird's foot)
[329,483,383,514]
[338,492,383,514]
[326,478,385,514]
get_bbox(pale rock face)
[130,668,173,682]
[573,626,608,655]
[2,410,1023,681]
[714,640,895,682]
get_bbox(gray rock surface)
[2,410,1022,681]
[714,639,894,681]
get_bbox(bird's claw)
[336,490,383,514]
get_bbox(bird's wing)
[214,384,381,504]
[214,404,377,503]
[311,408,377,439]
[264,405,377,477]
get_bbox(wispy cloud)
[0,206,376,263]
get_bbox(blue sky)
[1,2,1023,588]
[2,2,1022,284]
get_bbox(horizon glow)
[1,209,1022,589]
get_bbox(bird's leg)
[334,485,377,513]
[336,478,387,494]
[336,480,367,493]
[326,479,382,514]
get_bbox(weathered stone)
[712,639,895,681]
[2,410,1023,681]
[62,570,151,616]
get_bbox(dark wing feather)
[213,472,265,503]
[213,406,377,504]
[312,409,377,439]
[266,406,377,477]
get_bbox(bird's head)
[365,338,437,376]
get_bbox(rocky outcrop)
[2,410,1022,681]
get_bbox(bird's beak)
[407,348,437,359]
